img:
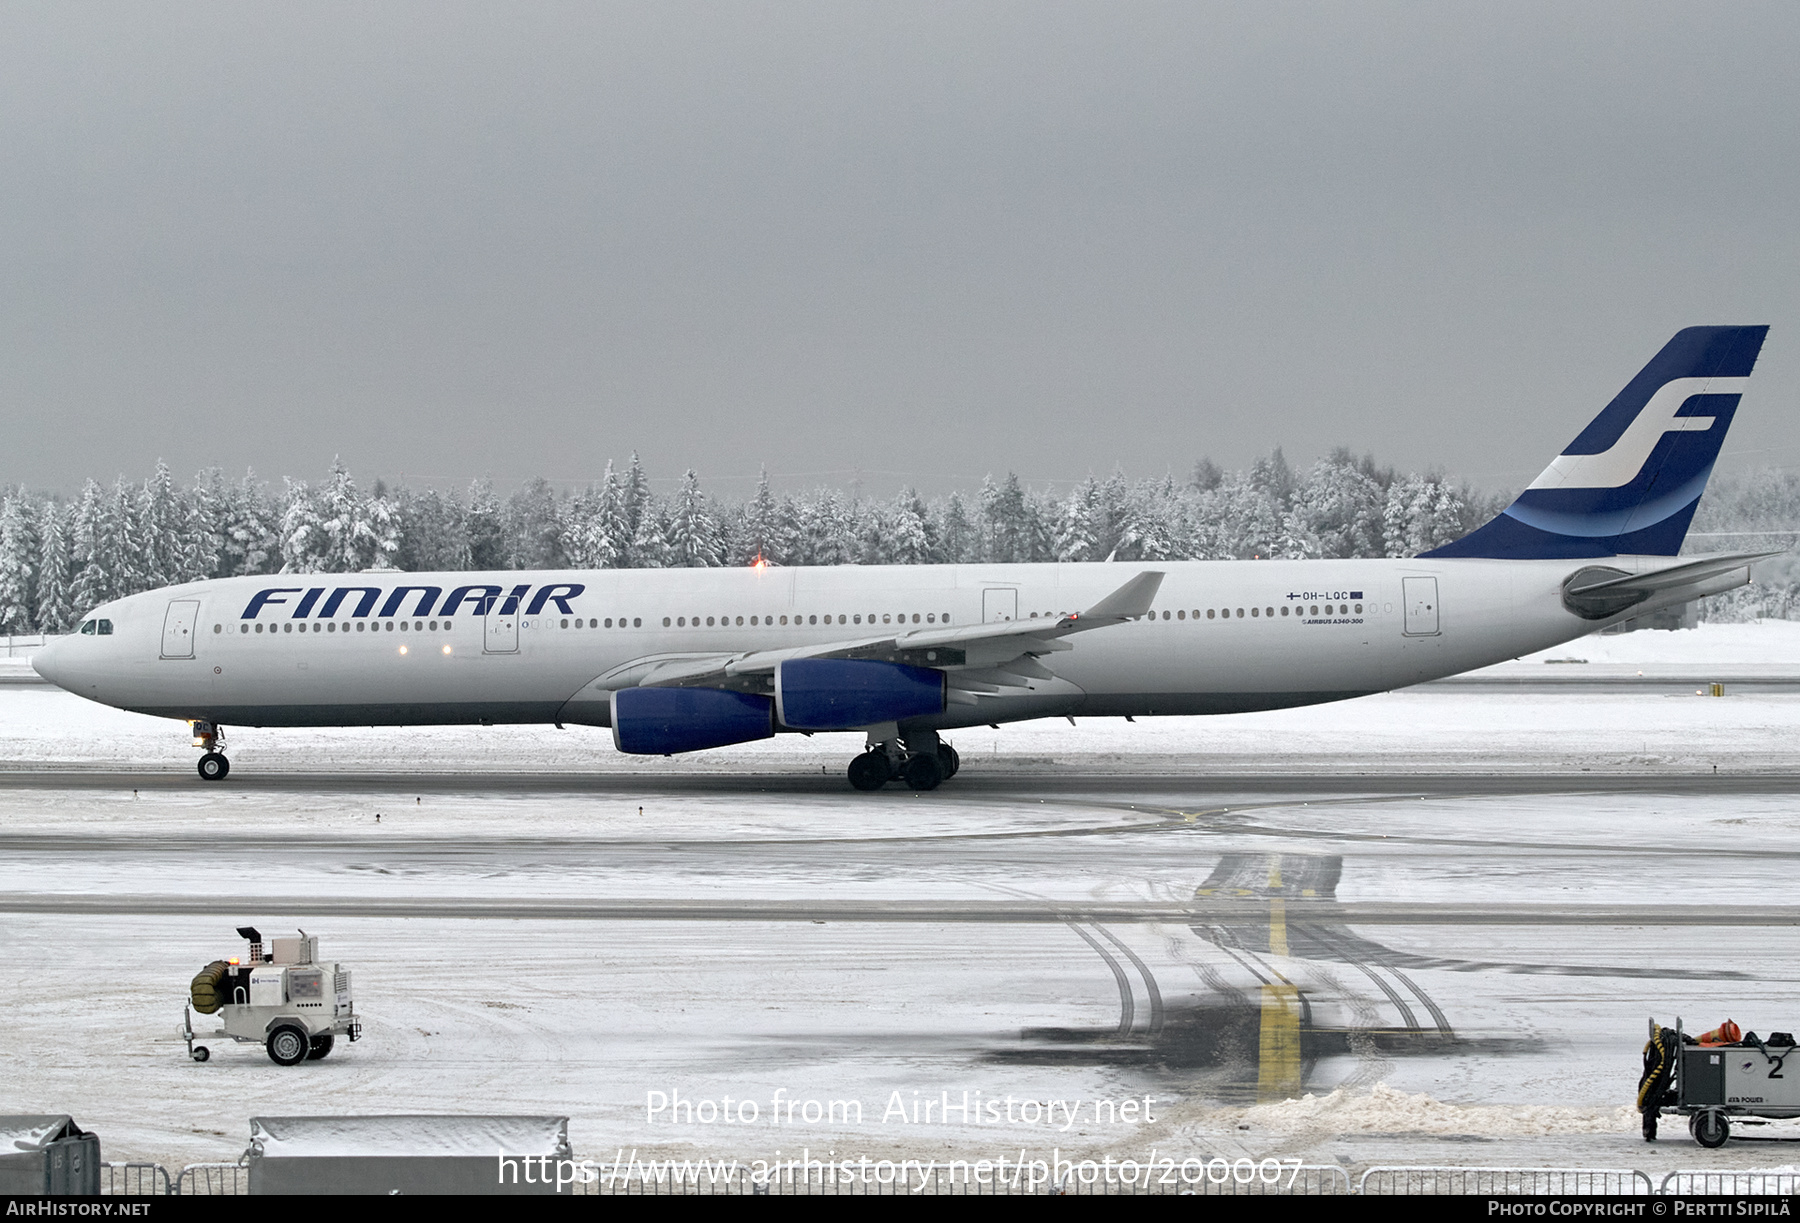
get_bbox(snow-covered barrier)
[245,1115,570,1196]
[0,1115,102,1195]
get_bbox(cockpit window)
[80,620,95,635]
[96,619,113,636]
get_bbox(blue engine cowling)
[775,659,945,730]
[611,687,775,755]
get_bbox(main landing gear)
[190,721,230,781]
[847,730,960,793]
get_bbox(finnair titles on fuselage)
[34,326,1774,790]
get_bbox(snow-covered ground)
[1512,620,1800,666]
[3,622,1800,1182]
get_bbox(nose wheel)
[190,721,230,781]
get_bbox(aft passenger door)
[160,599,200,659]
[1402,577,1440,636]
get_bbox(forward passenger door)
[160,599,200,659]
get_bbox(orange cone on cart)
[1698,1021,1742,1046]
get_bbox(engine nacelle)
[611,687,775,755]
[775,659,945,730]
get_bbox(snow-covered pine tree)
[0,495,38,634]
[1054,478,1099,562]
[619,454,651,568]
[186,469,228,581]
[34,499,73,632]
[221,471,278,576]
[1382,473,1469,558]
[506,478,564,570]
[466,480,507,569]
[587,462,630,569]
[1284,451,1387,559]
[68,481,111,613]
[889,489,934,566]
[139,461,186,589]
[667,470,720,568]
[743,466,781,566]
[107,480,143,597]
[937,492,976,564]
[395,486,470,572]
[628,497,671,569]
[278,478,330,573]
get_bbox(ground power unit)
[184,926,362,1065]
[1640,1017,1800,1147]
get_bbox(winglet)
[1076,571,1164,622]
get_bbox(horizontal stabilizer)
[1564,550,1784,599]
[1562,550,1780,619]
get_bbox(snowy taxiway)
[4,622,1800,1177]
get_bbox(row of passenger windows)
[216,612,957,635]
[656,612,950,629]
[221,621,453,634]
[212,605,1362,638]
[1146,604,1362,620]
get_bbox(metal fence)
[174,1162,249,1195]
[80,1160,1800,1196]
[1660,1170,1800,1196]
[101,1162,171,1196]
[1358,1166,1656,1196]
[0,634,54,659]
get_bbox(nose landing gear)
[190,721,231,781]
[845,731,959,792]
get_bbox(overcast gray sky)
[2,1,1795,499]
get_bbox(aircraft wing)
[592,571,1165,702]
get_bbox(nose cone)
[31,635,74,691]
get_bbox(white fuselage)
[33,556,1637,735]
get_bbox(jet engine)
[611,686,775,754]
[775,659,945,730]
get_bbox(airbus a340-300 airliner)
[32,326,1774,790]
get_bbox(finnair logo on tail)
[1527,377,1747,491]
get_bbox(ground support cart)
[1641,1017,1800,1148]
[184,928,361,1066]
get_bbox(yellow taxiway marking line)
[1258,855,1302,1102]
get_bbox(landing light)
[441,645,452,655]
[398,645,408,655]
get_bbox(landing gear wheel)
[191,1046,210,1063]
[198,752,229,781]
[847,752,890,791]
[267,1024,309,1067]
[936,744,960,779]
[306,1035,334,1061]
[1693,1110,1730,1148]
[903,752,944,791]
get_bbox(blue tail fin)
[1424,326,1770,559]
